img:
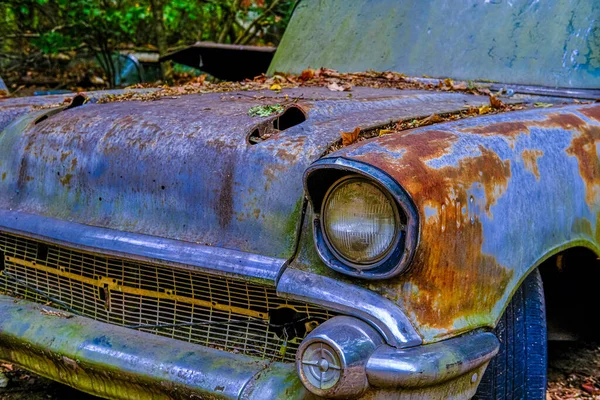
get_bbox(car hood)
[0,87,491,258]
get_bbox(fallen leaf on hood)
[327,82,351,92]
[489,94,505,109]
[270,83,282,91]
[378,129,395,136]
[300,69,315,81]
[419,114,443,126]
[340,127,360,146]
[452,82,468,90]
[534,102,553,108]
[327,82,345,91]
[478,104,492,115]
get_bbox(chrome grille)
[0,231,334,362]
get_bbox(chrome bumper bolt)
[300,342,341,389]
[296,316,384,399]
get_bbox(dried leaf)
[300,69,315,81]
[478,104,492,115]
[1,363,14,371]
[269,83,282,91]
[419,114,443,126]
[378,129,395,136]
[534,102,554,108]
[582,383,598,395]
[340,127,360,146]
[452,82,468,90]
[327,82,346,92]
[489,94,505,109]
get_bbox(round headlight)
[321,177,399,267]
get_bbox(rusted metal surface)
[324,103,600,342]
[3,84,598,397]
[0,87,495,260]
[161,42,276,81]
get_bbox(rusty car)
[0,0,599,399]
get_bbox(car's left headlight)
[321,176,399,267]
[305,158,419,279]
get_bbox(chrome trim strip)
[304,157,420,279]
[276,269,422,348]
[366,331,499,388]
[0,210,285,284]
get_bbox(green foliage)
[248,104,284,117]
[0,0,296,88]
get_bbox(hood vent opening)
[66,94,87,109]
[34,94,88,125]
[248,105,307,144]
[274,106,306,130]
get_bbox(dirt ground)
[0,341,598,399]
[547,341,600,399]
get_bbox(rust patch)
[543,113,588,130]
[354,130,511,213]
[464,120,530,137]
[60,151,72,163]
[16,157,29,189]
[59,173,73,186]
[215,159,235,228]
[566,125,600,206]
[348,129,514,330]
[579,105,600,123]
[462,112,588,137]
[522,149,544,180]
[1,172,5,181]
[402,217,513,332]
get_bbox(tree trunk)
[149,0,172,82]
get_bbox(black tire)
[474,269,547,400]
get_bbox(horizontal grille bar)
[0,231,334,362]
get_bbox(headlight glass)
[322,177,398,267]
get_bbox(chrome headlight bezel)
[305,158,419,280]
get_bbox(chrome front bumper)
[0,294,499,400]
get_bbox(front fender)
[320,104,600,342]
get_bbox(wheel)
[474,269,547,400]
